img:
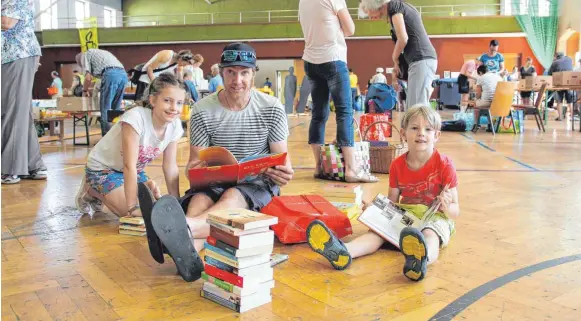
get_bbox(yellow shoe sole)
[307,221,352,270]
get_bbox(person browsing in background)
[548,52,574,121]
[359,0,438,107]
[472,64,502,132]
[519,57,537,106]
[349,68,359,109]
[2,0,47,184]
[75,73,185,221]
[458,57,480,111]
[208,63,223,93]
[183,69,199,103]
[264,77,272,88]
[305,105,460,282]
[479,39,505,74]
[370,67,387,84]
[76,49,128,136]
[299,0,378,183]
[50,71,63,98]
[186,53,205,87]
[135,49,194,101]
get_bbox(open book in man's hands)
[357,187,447,249]
[188,146,287,189]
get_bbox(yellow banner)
[78,17,99,52]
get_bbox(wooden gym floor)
[2,111,581,321]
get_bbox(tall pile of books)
[201,209,278,313]
[119,216,146,236]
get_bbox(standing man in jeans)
[299,0,378,183]
[359,0,438,107]
[1,0,47,184]
[76,49,128,136]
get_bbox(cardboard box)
[517,79,529,90]
[57,97,95,112]
[525,76,552,90]
[552,71,581,87]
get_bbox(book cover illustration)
[188,146,287,189]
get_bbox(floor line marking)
[429,253,581,321]
[505,157,540,171]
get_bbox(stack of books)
[201,209,278,313]
[323,183,363,206]
[118,216,146,236]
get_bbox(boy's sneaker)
[1,174,21,184]
[20,169,48,180]
[399,227,428,282]
[306,220,352,270]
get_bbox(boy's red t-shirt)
[389,150,458,206]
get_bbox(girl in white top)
[75,73,186,217]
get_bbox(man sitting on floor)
[144,42,294,282]
[472,64,501,132]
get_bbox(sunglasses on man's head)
[222,50,256,62]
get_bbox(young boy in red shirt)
[306,105,460,281]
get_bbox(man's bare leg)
[187,188,249,239]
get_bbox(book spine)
[205,243,238,262]
[210,227,240,247]
[204,256,237,274]
[200,290,240,312]
[204,283,242,305]
[207,215,231,226]
[201,272,237,293]
[205,249,239,268]
[207,236,237,256]
[204,264,243,287]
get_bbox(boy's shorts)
[180,177,280,212]
[86,168,148,195]
[422,217,455,248]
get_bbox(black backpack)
[128,62,177,85]
[442,119,467,132]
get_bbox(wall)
[124,0,500,16]
[40,16,522,45]
[33,36,538,99]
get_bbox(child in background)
[306,105,460,281]
[75,73,186,217]
[183,69,199,103]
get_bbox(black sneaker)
[138,183,166,264]
[306,220,352,270]
[20,169,47,180]
[151,195,204,282]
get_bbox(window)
[39,0,58,30]
[75,0,90,28]
[104,7,117,28]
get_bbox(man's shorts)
[555,90,573,104]
[180,177,280,212]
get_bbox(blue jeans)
[100,68,128,136]
[304,60,353,147]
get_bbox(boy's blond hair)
[401,105,442,131]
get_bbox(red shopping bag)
[260,195,353,244]
[360,113,392,141]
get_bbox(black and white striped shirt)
[189,89,289,161]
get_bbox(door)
[277,70,290,104]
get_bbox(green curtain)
[512,0,560,69]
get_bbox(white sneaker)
[1,174,20,184]
[75,174,92,214]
